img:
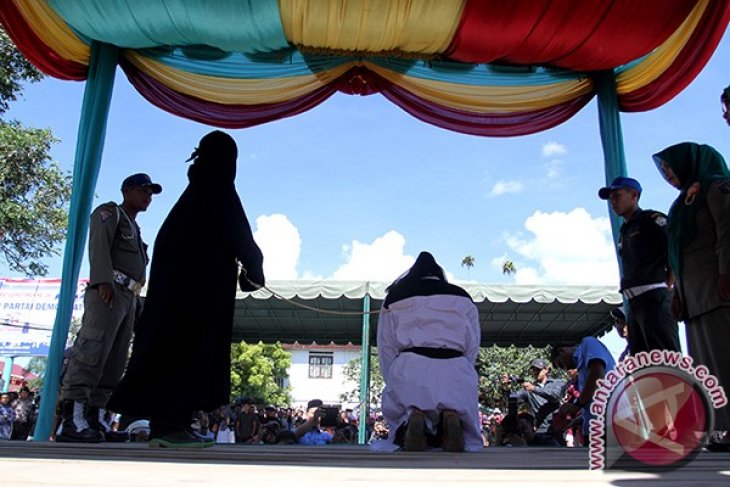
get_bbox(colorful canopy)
[2,0,728,136]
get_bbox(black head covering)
[383,251,470,308]
[386,251,446,292]
[187,130,238,184]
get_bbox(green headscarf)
[652,142,730,275]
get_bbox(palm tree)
[461,255,475,279]
[502,260,516,276]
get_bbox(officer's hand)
[719,274,730,301]
[522,382,534,392]
[670,289,682,319]
[97,283,115,307]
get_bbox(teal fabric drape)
[49,0,288,52]
[34,42,119,442]
[595,70,628,256]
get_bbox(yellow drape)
[13,0,90,64]
[615,0,707,94]
[124,51,355,104]
[366,62,593,112]
[278,0,464,55]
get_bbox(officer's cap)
[598,177,642,200]
[122,173,162,194]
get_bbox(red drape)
[445,0,698,71]
[0,1,87,80]
[619,0,730,111]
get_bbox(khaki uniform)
[61,202,149,407]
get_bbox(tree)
[461,255,475,279]
[0,27,72,276]
[340,350,384,407]
[475,345,565,407]
[502,260,517,276]
[230,341,291,406]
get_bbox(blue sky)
[2,34,729,358]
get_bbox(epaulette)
[647,210,668,227]
[97,202,119,224]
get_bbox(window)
[308,353,333,379]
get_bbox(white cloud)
[542,142,567,158]
[330,230,415,281]
[545,160,563,180]
[488,180,524,197]
[253,214,301,279]
[503,208,619,285]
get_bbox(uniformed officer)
[599,176,681,354]
[57,173,161,443]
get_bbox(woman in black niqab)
[108,131,265,447]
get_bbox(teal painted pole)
[33,42,119,442]
[594,70,628,251]
[1,356,14,392]
[358,294,371,445]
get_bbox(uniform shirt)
[88,202,149,287]
[618,208,670,290]
[573,337,616,436]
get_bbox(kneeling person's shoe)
[441,410,465,452]
[149,430,214,449]
[403,408,428,452]
[56,400,104,443]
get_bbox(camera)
[318,405,341,427]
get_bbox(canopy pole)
[1,356,14,392]
[358,294,371,445]
[33,42,119,442]
[594,70,628,265]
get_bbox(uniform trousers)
[627,288,681,354]
[61,285,136,407]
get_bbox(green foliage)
[339,350,383,406]
[0,28,42,115]
[476,345,564,407]
[26,356,46,391]
[502,260,517,276]
[230,341,292,406]
[0,27,71,276]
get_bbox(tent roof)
[233,281,622,347]
[2,1,728,136]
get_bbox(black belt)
[401,347,463,359]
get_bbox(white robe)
[370,293,482,452]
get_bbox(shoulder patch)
[719,181,730,195]
[650,212,667,227]
[97,203,118,223]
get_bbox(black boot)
[56,400,104,443]
[87,405,129,442]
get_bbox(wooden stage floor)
[1,442,729,486]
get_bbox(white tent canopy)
[234,281,622,347]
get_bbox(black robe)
[108,155,264,419]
